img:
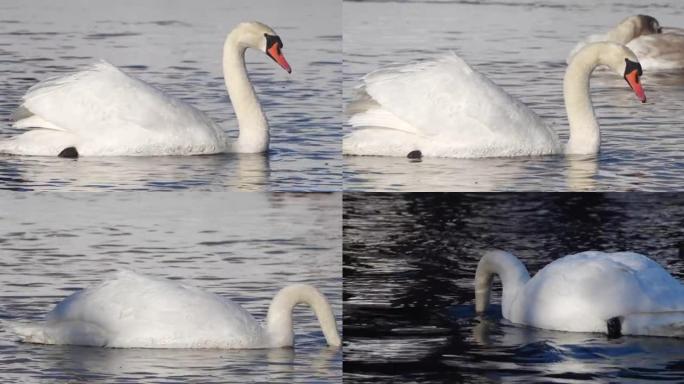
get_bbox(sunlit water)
[0,192,342,383]
[343,0,684,191]
[0,0,341,191]
[344,193,684,383]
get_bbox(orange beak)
[267,43,291,74]
[624,70,646,103]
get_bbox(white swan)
[0,21,291,157]
[569,15,684,70]
[10,270,341,349]
[343,42,646,158]
[475,250,684,338]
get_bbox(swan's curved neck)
[223,32,269,153]
[605,19,639,45]
[563,44,602,155]
[265,284,341,348]
[475,250,530,319]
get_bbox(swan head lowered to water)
[10,270,341,349]
[563,42,645,155]
[475,250,684,338]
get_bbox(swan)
[569,15,684,70]
[475,250,684,338]
[0,21,291,158]
[10,270,341,349]
[343,42,646,158]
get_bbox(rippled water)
[344,193,684,383]
[0,192,342,383]
[343,0,684,191]
[0,0,341,191]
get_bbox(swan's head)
[622,15,663,35]
[622,57,646,103]
[594,43,646,103]
[232,21,291,73]
[474,250,530,319]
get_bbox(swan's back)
[512,251,684,336]
[345,54,560,157]
[627,33,684,70]
[14,270,268,348]
[4,62,226,156]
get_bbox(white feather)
[344,54,560,158]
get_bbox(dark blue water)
[344,193,684,383]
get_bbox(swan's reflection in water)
[565,154,598,190]
[469,311,684,381]
[0,153,269,191]
[345,154,602,192]
[13,343,340,383]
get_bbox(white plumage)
[10,270,341,349]
[569,15,684,70]
[344,55,559,158]
[344,42,646,158]
[0,21,292,157]
[4,62,226,156]
[476,250,684,337]
[12,270,265,348]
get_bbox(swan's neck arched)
[474,250,530,319]
[605,20,639,45]
[223,33,269,153]
[563,45,602,155]
[265,284,341,348]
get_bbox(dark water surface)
[0,192,342,383]
[344,193,684,383]
[0,0,341,191]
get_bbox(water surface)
[344,193,684,383]
[343,0,684,191]
[0,0,341,191]
[0,192,342,383]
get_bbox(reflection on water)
[343,0,684,191]
[0,0,341,191]
[0,192,342,383]
[344,193,684,383]
[0,153,271,192]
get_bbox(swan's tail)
[622,312,684,338]
[0,130,76,157]
[3,320,52,344]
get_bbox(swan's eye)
[624,58,642,77]
[264,33,283,51]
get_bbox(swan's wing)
[515,251,684,335]
[627,33,684,69]
[13,61,225,151]
[534,252,684,315]
[352,54,555,142]
[41,270,265,348]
